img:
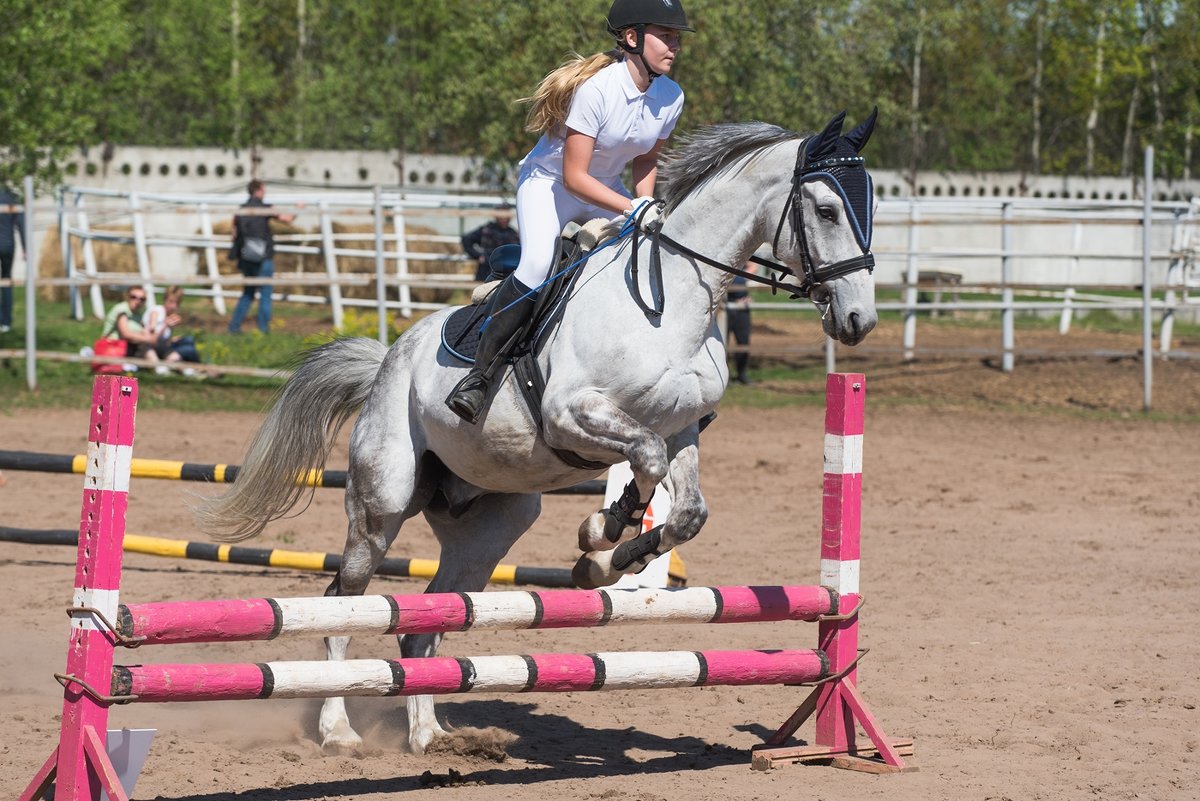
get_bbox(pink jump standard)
[21,376,138,801]
[21,373,910,799]
[751,373,913,772]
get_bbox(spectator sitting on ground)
[100,287,161,369]
[144,285,202,375]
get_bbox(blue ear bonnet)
[800,138,873,251]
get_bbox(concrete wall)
[62,145,1200,201]
[13,146,1197,291]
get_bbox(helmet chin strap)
[619,25,661,82]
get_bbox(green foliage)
[0,1,130,187]
[2,0,1199,181]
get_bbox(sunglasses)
[128,294,146,301]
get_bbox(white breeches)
[514,169,628,288]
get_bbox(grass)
[2,286,1197,416]
[1,290,339,412]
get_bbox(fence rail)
[4,149,1199,410]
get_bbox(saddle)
[440,233,608,470]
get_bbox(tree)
[0,1,130,187]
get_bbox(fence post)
[392,200,413,319]
[23,176,38,391]
[372,186,388,343]
[1142,146,1154,412]
[128,192,155,305]
[902,200,919,360]
[1001,201,1014,373]
[318,201,344,331]
[75,194,104,319]
[1159,206,1189,357]
[1058,220,1082,335]
[198,203,227,315]
[58,187,83,321]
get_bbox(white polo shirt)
[520,59,685,181]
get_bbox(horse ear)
[844,106,879,153]
[805,110,847,160]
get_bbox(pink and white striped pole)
[21,376,138,801]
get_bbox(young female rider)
[446,0,693,424]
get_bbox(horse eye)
[818,205,838,222]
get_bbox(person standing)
[461,203,520,282]
[0,184,25,334]
[228,180,296,334]
[727,262,757,385]
[446,0,693,423]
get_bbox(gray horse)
[196,111,879,753]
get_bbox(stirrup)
[446,373,488,424]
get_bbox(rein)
[626,141,875,317]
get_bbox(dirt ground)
[2,322,1199,801]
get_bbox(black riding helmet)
[606,0,693,79]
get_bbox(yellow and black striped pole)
[0,526,584,587]
[0,450,605,495]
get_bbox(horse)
[196,109,880,754]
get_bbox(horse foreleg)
[545,391,669,554]
[573,425,705,589]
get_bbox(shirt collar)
[616,59,650,101]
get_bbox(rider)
[446,0,692,424]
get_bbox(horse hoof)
[320,727,363,755]
[572,551,617,590]
[578,512,617,552]
[408,726,445,754]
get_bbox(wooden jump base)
[0,448,606,495]
[21,373,910,801]
[0,526,590,589]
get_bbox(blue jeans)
[229,258,273,333]
[0,250,12,328]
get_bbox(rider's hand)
[625,196,664,233]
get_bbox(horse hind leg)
[404,490,541,754]
[318,436,432,753]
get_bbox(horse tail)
[194,337,388,542]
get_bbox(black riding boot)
[446,275,537,424]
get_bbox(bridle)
[769,143,876,290]
[628,139,875,317]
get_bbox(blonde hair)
[164,286,185,303]
[521,51,619,135]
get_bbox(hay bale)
[37,226,141,302]
[330,222,469,304]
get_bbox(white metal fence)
[3,149,1198,408]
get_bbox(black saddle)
[440,236,585,365]
[439,235,607,470]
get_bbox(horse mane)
[660,122,802,212]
